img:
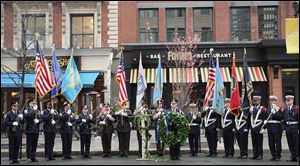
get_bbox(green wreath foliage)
[158,111,190,146]
[134,113,152,131]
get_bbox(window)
[23,14,46,49]
[166,8,186,42]
[258,6,278,39]
[230,7,250,41]
[71,15,94,48]
[193,8,213,41]
[139,9,159,43]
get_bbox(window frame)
[70,14,94,48]
[166,8,186,42]
[230,7,251,41]
[257,6,279,39]
[193,8,214,42]
[138,9,159,43]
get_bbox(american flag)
[203,54,216,108]
[34,41,55,97]
[116,53,128,102]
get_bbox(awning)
[130,68,167,84]
[1,72,101,88]
[200,67,231,83]
[235,67,267,82]
[169,68,199,83]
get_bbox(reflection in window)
[139,9,159,43]
[258,7,278,39]
[193,8,213,41]
[23,15,46,49]
[230,8,250,41]
[166,8,186,42]
[71,15,94,48]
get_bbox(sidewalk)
[1,130,291,157]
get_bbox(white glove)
[82,119,87,123]
[18,114,23,120]
[193,115,197,120]
[67,122,72,126]
[249,107,254,113]
[13,122,18,126]
[107,114,112,118]
[89,114,93,119]
[271,109,276,114]
[67,109,71,115]
[232,128,236,132]
[264,120,268,125]
[75,115,79,120]
[33,105,38,111]
[51,119,56,125]
[216,128,220,131]
[260,129,265,134]
[204,106,209,112]
[157,111,162,116]
[34,119,39,124]
[121,112,128,116]
[244,129,248,132]
[50,109,55,114]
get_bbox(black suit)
[4,111,22,162]
[59,112,75,158]
[266,106,284,159]
[76,113,94,157]
[235,111,250,157]
[41,109,58,159]
[283,105,299,160]
[99,112,114,156]
[186,111,201,155]
[24,108,41,160]
[222,108,236,157]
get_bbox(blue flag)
[241,48,253,118]
[152,56,163,105]
[51,51,63,102]
[61,55,82,103]
[212,56,224,115]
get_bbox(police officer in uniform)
[249,96,267,160]
[168,99,183,160]
[186,103,201,157]
[264,95,284,161]
[76,105,94,158]
[4,102,23,164]
[235,105,251,159]
[24,99,41,162]
[222,98,235,158]
[41,101,58,161]
[59,103,75,159]
[283,95,299,162]
[99,104,115,158]
[114,100,133,157]
[152,99,166,157]
[201,99,221,157]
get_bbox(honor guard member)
[99,104,115,158]
[283,95,299,162]
[168,99,182,160]
[186,103,202,157]
[222,98,236,158]
[24,99,41,162]
[264,95,284,161]
[152,99,166,157]
[249,96,267,160]
[235,102,251,159]
[134,101,152,158]
[76,105,94,158]
[4,103,23,164]
[114,100,133,157]
[41,101,58,161]
[59,103,75,159]
[201,99,221,157]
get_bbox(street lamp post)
[292,1,299,18]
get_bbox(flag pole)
[52,44,55,108]
[34,33,40,102]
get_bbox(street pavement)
[1,130,298,165]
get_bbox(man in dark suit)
[186,103,202,157]
[283,95,299,162]
[4,102,23,164]
[41,101,58,161]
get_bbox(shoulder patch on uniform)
[24,109,28,114]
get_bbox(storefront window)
[230,7,250,41]
[71,15,94,48]
[23,14,46,49]
[282,69,299,105]
[166,8,186,42]
[193,8,213,42]
[139,9,159,43]
[258,6,278,39]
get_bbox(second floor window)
[193,8,213,41]
[166,8,186,42]
[23,14,46,49]
[258,6,279,39]
[71,15,94,48]
[230,7,250,41]
[139,9,159,43]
